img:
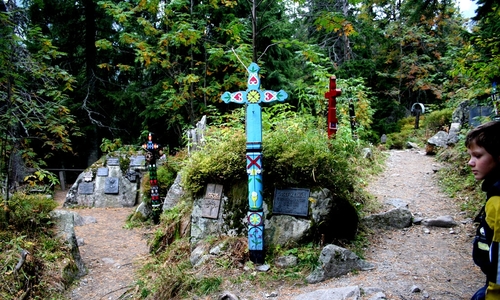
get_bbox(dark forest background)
[1,0,499,183]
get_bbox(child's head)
[465,121,500,160]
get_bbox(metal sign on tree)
[221,62,288,264]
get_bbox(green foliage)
[385,117,425,149]
[436,131,484,216]
[181,128,246,196]
[23,169,60,193]
[422,108,453,132]
[1,193,57,232]
[100,138,123,153]
[0,192,73,299]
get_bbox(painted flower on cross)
[247,90,260,103]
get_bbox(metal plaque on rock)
[130,155,146,167]
[97,167,109,177]
[272,188,310,217]
[104,177,119,194]
[202,183,223,219]
[78,182,94,195]
[107,157,120,166]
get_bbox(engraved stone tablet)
[83,171,93,182]
[104,177,119,194]
[107,157,120,166]
[202,184,223,219]
[97,167,109,177]
[272,188,310,217]
[78,182,94,195]
[130,155,146,167]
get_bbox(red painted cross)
[246,154,262,169]
[324,76,342,138]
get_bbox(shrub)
[423,108,453,132]
[1,193,57,232]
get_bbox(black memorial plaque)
[104,177,119,194]
[272,188,310,217]
[97,167,109,177]
[107,157,120,166]
[78,182,94,195]
[202,183,223,219]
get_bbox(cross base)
[249,250,265,264]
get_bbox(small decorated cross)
[221,62,288,264]
[142,133,161,224]
[324,76,342,138]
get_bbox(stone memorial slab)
[130,155,146,167]
[272,188,310,217]
[83,171,93,182]
[97,167,109,177]
[202,183,223,219]
[78,182,94,195]
[131,156,145,167]
[104,177,119,194]
[107,157,120,166]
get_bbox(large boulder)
[306,244,374,283]
[64,156,140,208]
[49,210,87,284]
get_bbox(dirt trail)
[54,195,151,300]
[56,149,485,300]
[275,149,485,299]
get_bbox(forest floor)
[55,149,485,300]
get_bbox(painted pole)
[349,100,357,139]
[142,133,161,224]
[221,63,288,264]
[324,76,342,138]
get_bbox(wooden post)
[221,62,288,264]
[324,76,342,138]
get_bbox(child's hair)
[465,121,500,159]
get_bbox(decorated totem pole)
[324,76,342,138]
[221,63,288,264]
[142,133,161,224]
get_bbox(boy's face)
[467,142,499,180]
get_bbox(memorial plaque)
[272,188,310,217]
[469,105,493,127]
[202,184,223,219]
[83,171,93,182]
[130,155,146,167]
[107,157,120,166]
[104,177,119,194]
[78,182,94,195]
[97,167,109,177]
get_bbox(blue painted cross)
[221,62,288,264]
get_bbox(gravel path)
[275,149,485,299]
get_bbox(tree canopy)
[1,0,498,188]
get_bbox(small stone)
[410,285,421,293]
[256,264,270,272]
[266,291,278,298]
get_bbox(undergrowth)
[0,192,71,300]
